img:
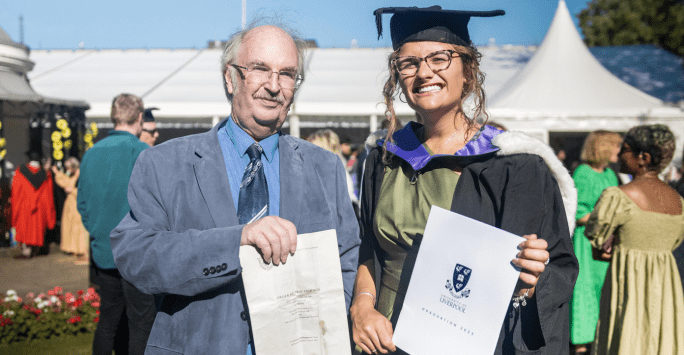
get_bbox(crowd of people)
[1,5,684,355]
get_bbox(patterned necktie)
[237,143,269,224]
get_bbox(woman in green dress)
[585,124,684,355]
[350,6,579,355]
[570,131,622,355]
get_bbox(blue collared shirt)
[217,117,280,218]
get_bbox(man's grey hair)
[220,16,307,102]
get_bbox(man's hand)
[240,216,297,265]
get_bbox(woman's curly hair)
[623,124,676,173]
[381,43,488,162]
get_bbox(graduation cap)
[25,149,43,162]
[374,6,505,50]
[143,107,159,122]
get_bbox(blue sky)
[1,0,591,50]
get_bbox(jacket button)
[210,266,216,274]
[221,263,227,271]
[203,268,209,276]
[216,265,222,273]
[240,311,248,321]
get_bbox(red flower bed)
[1,286,100,344]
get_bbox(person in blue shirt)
[78,93,156,355]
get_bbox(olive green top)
[374,143,460,320]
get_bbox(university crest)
[445,263,471,299]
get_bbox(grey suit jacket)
[111,119,360,355]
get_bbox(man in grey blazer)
[110,23,360,355]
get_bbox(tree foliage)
[578,0,684,57]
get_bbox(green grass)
[0,332,94,355]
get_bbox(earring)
[398,92,407,103]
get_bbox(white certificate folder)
[240,229,351,355]
[393,206,524,355]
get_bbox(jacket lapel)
[278,135,304,230]
[193,120,239,228]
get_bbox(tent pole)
[242,0,247,30]
[289,115,300,138]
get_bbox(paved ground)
[0,242,91,298]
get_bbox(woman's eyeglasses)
[392,50,460,76]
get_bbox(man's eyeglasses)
[230,64,303,90]
[142,128,158,135]
[392,50,460,77]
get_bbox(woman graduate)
[350,7,579,354]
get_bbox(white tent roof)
[26,8,680,123]
[294,48,397,115]
[27,46,531,119]
[0,26,88,108]
[30,49,201,117]
[489,0,664,117]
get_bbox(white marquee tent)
[488,0,684,145]
[23,0,684,146]
[27,45,530,134]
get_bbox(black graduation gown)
[359,146,579,355]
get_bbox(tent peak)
[489,0,662,111]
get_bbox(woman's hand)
[512,234,549,297]
[592,247,612,262]
[592,233,616,262]
[350,295,396,354]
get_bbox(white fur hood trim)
[366,129,387,150]
[365,129,577,235]
[493,131,577,234]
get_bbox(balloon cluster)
[51,118,72,161]
[0,121,6,160]
[83,122,99,151]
